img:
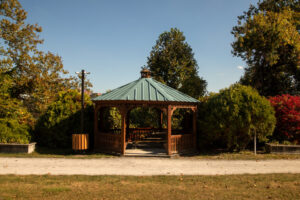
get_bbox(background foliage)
[100,107,121,131]
[129,107,160,128]
[0,118,30,144]
[147,28,207,99]
[0,0,76,116]
[0,72,33,143]
[269,94,300,144]
[0,0,89,144]
[198,84,276,151]
[34,90,93,148]
[232,0,300,96]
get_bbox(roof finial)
[140,67,151,78]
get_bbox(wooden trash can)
[72,134,89,151]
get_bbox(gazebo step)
[124,148,169,158]
[127,141,165,149]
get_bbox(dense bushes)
[34,90,93,148]
[0,103,33,144]
[0,74,33,144]
[198,84,276,151]
[269,95,300,144]
[0,118,30,144]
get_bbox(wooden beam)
[160,110,163,130]
[119,106,128,155]
[93,100,198,107]
[94,105,98,149]
[126,110,130,131]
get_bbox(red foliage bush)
[269,95,300,144]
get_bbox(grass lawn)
[0,146,114,159]
[190,150,300,160]
[1,146,300,160]
[0,174,299,199]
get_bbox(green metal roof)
[93,78,199,103]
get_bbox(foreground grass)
[0,174,299,199]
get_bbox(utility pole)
[254,129,257,155]
[76,69,90,133]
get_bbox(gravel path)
[1,157,300,176]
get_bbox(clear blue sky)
[20,0,258,93]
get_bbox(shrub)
[34,90,93,148]
[269,95,300,144]
[198,84,276,151]
[0,118,31,144]
[0,74,33,144]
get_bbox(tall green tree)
[147,28,207,98]
[232,0,300,96]
[0,0,75,117]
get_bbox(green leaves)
[0,72,33,144]
[34,90,93,148]
[147,28,207,98]
[0,118,30,144]
[0,0,81,118]
[232,0,300,96]
[198,84,276,151]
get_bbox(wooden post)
[126,110,130,136]
[157,109,163,130]
[94,105,98,150]
[254,129,257,155]
[160,111,163,130]
[80,70,85,133]
[120,107,127,155]
[192,107,197,150]
[167,105,172,155]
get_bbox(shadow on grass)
[34,146,114,157]
[0,146,113,158]
[34,146,75,156]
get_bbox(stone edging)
[0,142,36,153]
[266,143,300,154]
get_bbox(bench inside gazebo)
[92,69,199,156]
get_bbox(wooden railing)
[127,128,164,142]
[170,133,193,154]
[94,132,121,153]
[95,128,194,154]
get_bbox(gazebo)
[92,69,199,155]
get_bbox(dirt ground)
[1,157,300,175]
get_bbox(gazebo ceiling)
[92,77,199,103]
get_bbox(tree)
[198,84,276,151]
[269,94,300,144]
[147,28,207,98]
[0,0,75,117]
[256,0,299,30]
[232,0,300,96]
[179,74,207,99]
